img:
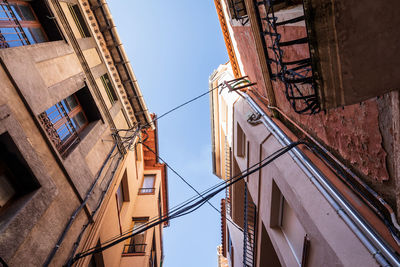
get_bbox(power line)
[140,141,244,232]
[68,141,303,264]
[72,135,301,253]
[59,84,225,266]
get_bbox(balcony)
[251,0,400,109]
[253,0,320,114]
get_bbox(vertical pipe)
[244,94,398,267]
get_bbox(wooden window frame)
[116,170,129,211]
[39,93,89,158]
[122,217,149,256]
[67,3,91,38]
[138,174,156,195]
[0,0,48,48]
[100,73,118,106]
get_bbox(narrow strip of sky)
[107,1,228,266]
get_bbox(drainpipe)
[243,94,400,267]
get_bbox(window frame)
[115,170,129,211]
[67,3,91,38]
[138,174,156,195]
[0,0,48,48]
[100,73,118,106]
[270,180,309,266]
[236,122,246,157]
[40,93,89,157]
[122,218,149,255]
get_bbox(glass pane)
[57,123,73,141]
[116,185,123,210]
[29,27,46,43]
[72,112,87,129]
[64,96,78,111]
[46,104,62,124]
[0,27,24,48]
[0,5,11,20]
[23,27,35,44]
[142,175,155,188]
[10,5,22,21]
[18,5,35,21]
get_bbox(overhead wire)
[62,83,226,265]
[73,132,296,251]
[140,141,244,232]
[68,141,304,264]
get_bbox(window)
[100,73,118,106]
[236,122,246,157]
[123,218,148,254]
[116,170,129,211]
[0,0,48,48]
[270,180,308,266]
[0,132,40,212]
[38,86,101,157]
[67,3,91,38]
[139,174,155,194]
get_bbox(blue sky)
[107,1,228,266]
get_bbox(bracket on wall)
[223,76,257,93]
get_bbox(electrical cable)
[68,141,303,264]
[140,141,244,232]
[79,133,298,250]
[72,141,302,261]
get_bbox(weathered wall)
[233,98,380,267]
[229,9,391,184]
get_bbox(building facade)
[211,0,400,266]
[0,0,168,266]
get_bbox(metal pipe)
[44,143,118,267]
[267,104,400,234]
[244,94,400,267]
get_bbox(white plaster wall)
[232,98,379,267]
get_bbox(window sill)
[122,252,146,257]
[138,192,155,196]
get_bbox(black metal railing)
[255,0,320,114]
[139,187,155,194]
[228,0,250,25]
[122,244,146,254]
[243,183,257,267]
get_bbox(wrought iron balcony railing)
[243,183,257,267]
[0,0,31,48]
[228,0,249,25]
[254,0,321,114]
[38,108,80,158]
[139,187,155,194]
[122,244,146,254]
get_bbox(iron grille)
[0,0,31,48]
[255,0,320,114]
[228,0,249,25]
[243,183,257,267]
